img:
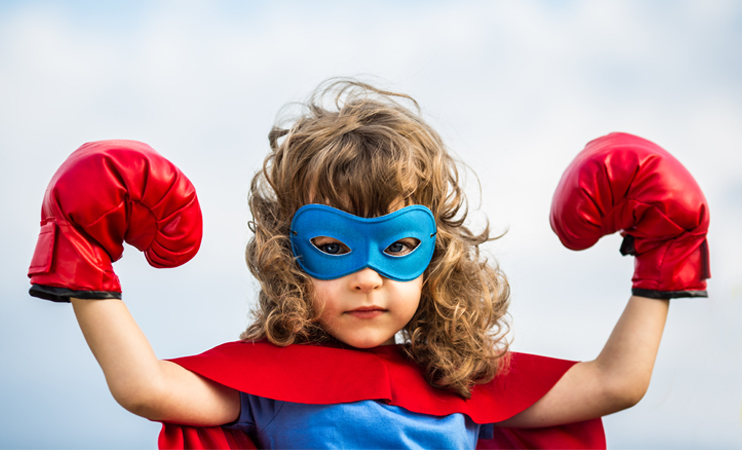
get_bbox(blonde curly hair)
[241,79,510,398]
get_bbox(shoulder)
[170,343,579,424]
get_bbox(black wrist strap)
[29,284,122,303]
[632,288,708,299]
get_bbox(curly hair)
[241,79,510,398]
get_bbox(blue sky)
[1,1,741,448]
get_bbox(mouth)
[346,306,387,319]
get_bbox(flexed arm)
[499,294,668,428]
[71,298,239,424]
[28,141,239,425]
[499,133,709,427]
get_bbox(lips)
[346,306,387,319]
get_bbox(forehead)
[305,189,411,218]
[295,149,424,219]
[294,203,433,227]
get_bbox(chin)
[340,335,390,349]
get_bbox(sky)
[1,0,741,448]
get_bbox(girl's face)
[310,269,422,348]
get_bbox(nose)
[351,268,383,292]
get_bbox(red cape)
[158,341,605,449]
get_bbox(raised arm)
[71,298,239,424]
[499,133,709,427]
[499,295,668,427]
[27,140,238,425]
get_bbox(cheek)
[398,278,423,316]
[309,280,338,316]
[310,278,328,301]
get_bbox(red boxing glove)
[28,140,202,302]
[550,132,710,299]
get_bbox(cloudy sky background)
[1,1,741,448]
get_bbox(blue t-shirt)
[227,392,492,449]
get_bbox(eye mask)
[290,204,437,281]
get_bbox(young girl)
[27,80,709,449]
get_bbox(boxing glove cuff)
[29,284,121,302]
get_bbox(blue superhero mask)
[290,204,437,281]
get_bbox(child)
[27,80,709,449]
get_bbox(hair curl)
[241,79,510,398]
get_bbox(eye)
[311,236,351,255]
[384,238,420,256]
